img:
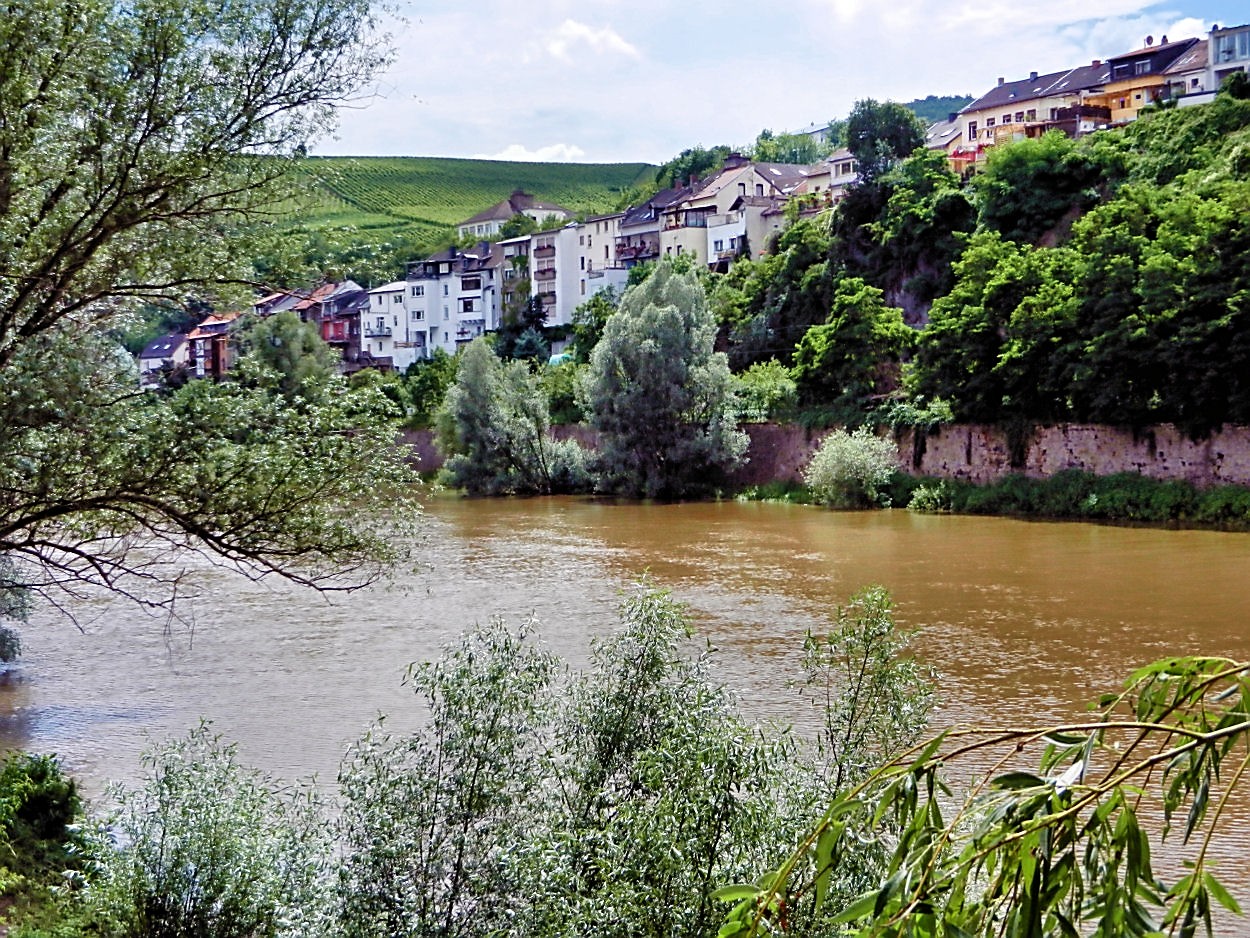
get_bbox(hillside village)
[139,20,1250,385]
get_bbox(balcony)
[533,267,557,282]
[533,245,556,259]
[364,324,392,338]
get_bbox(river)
[3,496,1250,896]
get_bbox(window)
[412,309,424,321]
[393,315,398,326]
[461,298,475,313]
[442,284,449,296]
[967,121,978,138]
[1014,111,1024,123]
[374,295,383,307]
[738,182,746,196]
[580,281,586,295]
[729,237,737,250]
[604,245,608,260]
[755,183,764,196]
[411,285,424,297]
[986,117,996,128]
[714,239,724,252]
[1135,60,1152,75]
[1001,113,1011,124]
[393,294,402,303]
[579,235,584,245]
[579,256,585,270]
[1026,109,1037,121]
[443,306,449,320]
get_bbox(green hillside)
[258,156,654,287]
[292,156,656,228]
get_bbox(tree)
[435,338,588,495]
[845,99,926,184]
[0,0,407,622]
[974,130,1104,244]
[723,655,1250,938]
[233,310,340,403]
[80,726,333,938]
[585,259,747,498]
[791,277,914,411]
[751,128,832,165]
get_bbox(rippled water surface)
[4,496,1250,897]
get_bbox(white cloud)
[475,143,589,162]
[544,19,639,62]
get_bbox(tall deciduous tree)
[585,260,747,498]
[845,99,926,184]
[0,0,413,620]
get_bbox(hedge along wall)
[402,424,1250,490]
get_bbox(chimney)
[1092,59,1101,67]
[997,76,1005,85]
[1030,70,1039,80]
[1161,34,1168,44]
[947,111,958,122]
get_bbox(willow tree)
[0,0,415,629]
[584,259,746,499]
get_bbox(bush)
[732,359,798,422]
[78,725,333,938]
[803,427,898,508]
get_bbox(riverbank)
[404,422,1250,489]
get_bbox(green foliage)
[0,754,82,881]
[569,287,620,363]
[497,213,539,239]
[654,145,732,188]
[233,311,340,403]
[339,581,930,938]
[436,338,590,495]
[750,128,833,164]
[585,259,747,498]
[540,360,588,425]
[77,725,333,938]
[733,655,1250,938]
[845,99,926,184]
[715,216,834,371]
[337,619,558,938]
[791,278,914,410]
[974,130,1104,243]
[903,94,973,126]
[401,349,458,429]
[896,470,1250,528]
[732,359,798,422]
[803,427,898,509]
[0,0,419,616]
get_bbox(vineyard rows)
[291,157,655,227]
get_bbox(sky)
[315,1,1250,165]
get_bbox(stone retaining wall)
[400,423,1250,489]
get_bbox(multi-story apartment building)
[1211,22,1250,86]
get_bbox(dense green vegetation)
[2,584,933,937]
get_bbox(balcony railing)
[533,268,557,281]
[533,245,556,259]
[364,324,392,338]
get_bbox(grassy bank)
[740,469,1250,530]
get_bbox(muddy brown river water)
[3,496,1250,908]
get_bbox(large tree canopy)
[585,260,746,499]
[0,0,414,626]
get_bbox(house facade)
[1211,22,1250,87]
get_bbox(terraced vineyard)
[291,156,656,228]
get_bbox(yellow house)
[1085,37,1200,124]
